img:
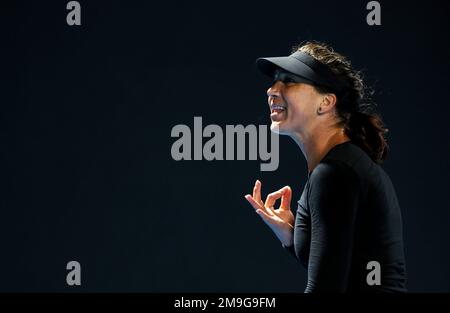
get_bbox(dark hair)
[292,41,389,164]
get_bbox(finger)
[244,194,263,212]
[280,186,292,211]
[255,208,272,222]
[252,180,264,207]
[245,194,273,216]
[265,189,284,209]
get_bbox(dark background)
[1,0,449,292]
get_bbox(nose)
[267,80,282,99]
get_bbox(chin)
[270,121,289,135]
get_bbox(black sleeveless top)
[283,141,407,292]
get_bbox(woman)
[244,42,407,293]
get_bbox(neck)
[289,126,351,174]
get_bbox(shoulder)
[309,160,359,187]
[307,160,362,207]
[309,141,370,191]
[307,160,362,216]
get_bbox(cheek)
[285,93,312,122]
[281,85,319,127]
[291,90,315,118]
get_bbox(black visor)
[256,51,347,94]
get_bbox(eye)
[280,76,297,85]
[283,77,295,83]
[271,78,279,85]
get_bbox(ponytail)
[344,111,389,164]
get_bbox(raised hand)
[244,180,294,247]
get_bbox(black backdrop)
[1,0,449,292]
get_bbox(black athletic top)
[283,141,407,293]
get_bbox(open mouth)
[271,104,286,114]
[270,104,287,122]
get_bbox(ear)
[320,93,337,113]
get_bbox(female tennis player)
[244,41,407,293]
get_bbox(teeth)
[272,105,286,111]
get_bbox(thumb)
[256,209,272,222]
[280,186,292,210]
